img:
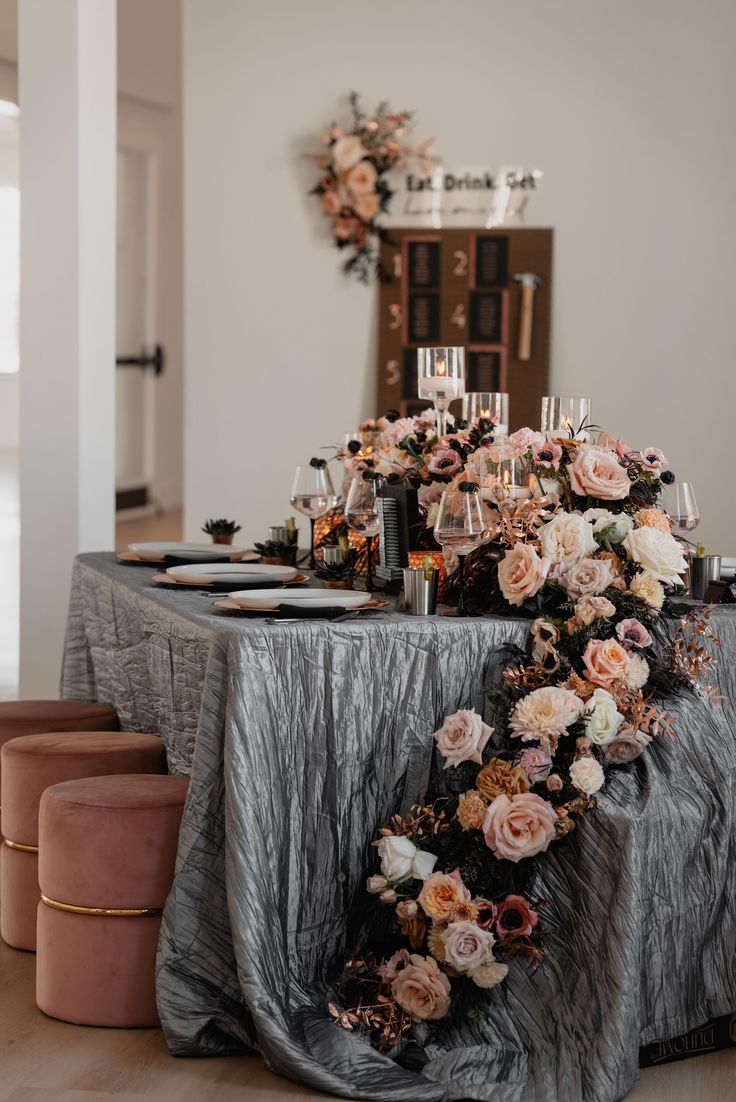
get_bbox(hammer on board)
[513,272,541,361]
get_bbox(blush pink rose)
[559,557,613,599]
[391,954,451,1021]
[569,446,631,500]
[433,709,493,769]
[482,792,557,862]
[440,920,496,973]
[603,725,653,763]
[497,544,550,607]
[582,637,631,688]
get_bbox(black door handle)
[115,343,165,376]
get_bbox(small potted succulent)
[254,539,294,566]
[202,518,242,546]
[315,537,358,590]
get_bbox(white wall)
[183,0,736,554]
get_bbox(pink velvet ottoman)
[36,773,189,1027]
[0,730,165,951]
[0,699,119,791]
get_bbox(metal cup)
[402,567,439,615]
[268,526,289,543]
[322,546,345,566]
[691,555,722,601]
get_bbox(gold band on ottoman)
[40,894,163,918]
[3,838,39,854]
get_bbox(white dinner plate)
[129,541,252,562]
[166,563,297,585]
[228,587,372,611]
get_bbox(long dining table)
[61,552,736,1102]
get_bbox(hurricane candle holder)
[540,396,592,438]
[462,392,509,437]
[473,446,531,501]
[417,347,465,439]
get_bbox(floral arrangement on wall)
[308,93,435,283]
[330,425,720,1052]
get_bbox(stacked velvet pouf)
[0,700,187,1027]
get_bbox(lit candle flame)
[436,357,446,377]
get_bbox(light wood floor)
[2,941,736,1101]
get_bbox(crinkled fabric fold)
[63,555,736,1101]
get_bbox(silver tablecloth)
[62,554,736,1102]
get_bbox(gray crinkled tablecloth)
[62,553,736,1102]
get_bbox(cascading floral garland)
[329,424,720,1053]
[308,93,435,283]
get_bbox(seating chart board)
[377,228,553,430]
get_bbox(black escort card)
[639,1013,736,1067]
[408,292,441,343]
[407,240,441,288]
[467,350,502,392]
[469,290,504,343]
[474,235,508,287]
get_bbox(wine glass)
[661,481,699,593]
[290,462,337,570]
[417,347,465,440]
[345,474,380,593]
[433,488,486,616]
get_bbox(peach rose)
[391,954,451,1021]
[417,869,471,921]
[354,192,379,220]
[582,637,631,688]
[321,189,342,215]
[569,446,631,500]
[482,792,557,862]
[346,160,378,196]
[497,544,550,607]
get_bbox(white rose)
[331,134,368,171]
[584,688,624,746]
[569,755,605,795]
[627,653,650,689]
[622,528,687,585]
[539,513,597,567]
[377,835,437,883]
[583,508,634,544]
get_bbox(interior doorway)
[116,147,156,512]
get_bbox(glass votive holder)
[541,396,592,437]
[462,392,509,436]
[269,526,289,543]
[473,446,531,501]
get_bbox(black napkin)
[273,603,352,620]
[162,553,233,566]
